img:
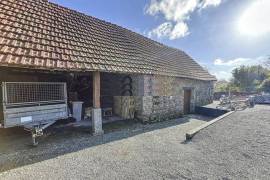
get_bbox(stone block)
[92,108,104,136]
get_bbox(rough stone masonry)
[113,74,214,123]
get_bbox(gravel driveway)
[0,105,270,180]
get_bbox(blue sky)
[50,0,270,80]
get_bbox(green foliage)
[227,83,240,92]
[215,64,270,93]
[215,80,229,92]
[231,65,269,92]
[259,79,270,93]
[215,81,240,92]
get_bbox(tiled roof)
[0,0,216,81]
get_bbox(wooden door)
[184,89,191,114]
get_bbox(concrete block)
[92,108,104,136]
[186,111,234,140]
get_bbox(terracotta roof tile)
[0,0,216,81]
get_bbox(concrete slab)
[186,111,234,140]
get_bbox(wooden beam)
[93,71,100,108]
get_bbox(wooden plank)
[186,111,235,140]
[93,71,100,108]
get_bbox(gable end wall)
[132,75,214,123]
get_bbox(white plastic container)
[72,101,84,122]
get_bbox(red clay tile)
[0,0,215,81]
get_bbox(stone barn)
[0,0,216,134]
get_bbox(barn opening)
[0,67,135,128]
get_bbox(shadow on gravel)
[181,139,192,144]
[0,114,211,173]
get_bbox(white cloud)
[146,0,198,22]
[146,0,222,39]
[148,21,189,39]
[214,56,267,67]
[148,22,173,38]
[170,22,190,39]
[211,71,232,81]
[201,0,222,9]
[238,0,270,36]
[211,56,269,80]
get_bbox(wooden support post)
[93,71,101,108]
[92,71,103,136]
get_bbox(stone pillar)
[92,71,104,136]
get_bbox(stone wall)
[130,75,214,123]
[95,73,214,123]
[133,96,182,123]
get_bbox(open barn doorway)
[0,68,134,127]
[68,72,134,125]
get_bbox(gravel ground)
[0,114,210,175]
[0,105,269,180]
[189,105,270,179]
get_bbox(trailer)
[0,82,69,146]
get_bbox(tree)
[215,80,240,92]
[264,56,270,69]
[259,79,270,93]
[231,65,269,92]
[215,80,229,92]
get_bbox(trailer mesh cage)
[2,82,67,108]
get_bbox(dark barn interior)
[0,67,133,124]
